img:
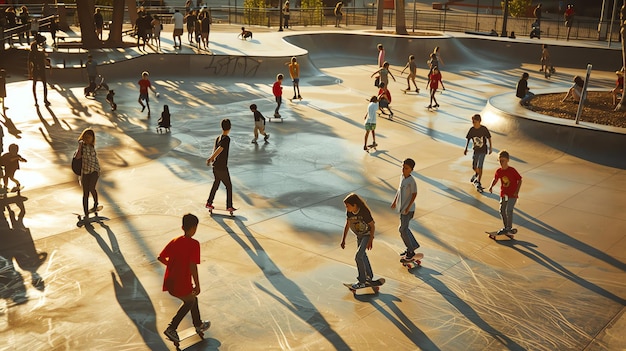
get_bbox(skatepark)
[0,23,625,350]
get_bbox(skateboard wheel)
[510,228,518,234]
[373,287,380,292]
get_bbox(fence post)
[575,64,592,124]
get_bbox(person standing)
[151,15,162,49]
[159,213,211,343]
[334,1,343,27]
[287,57,301,99]
[363,96,378,151]
[200,10,211,49]
[426,66,444,109]
[250,104,269,143]
[282,1,290,29]
[272,74,284,118]
[341,193,381,289]
[137,71,158,117]
[390,158,420,262]
[376,43,385,67]
[488,150,523,236]
[28,41,49,107]
[75,128,101,218]
[185,10,197,44]
[94,7,104,41]
[463,114,492,191]
[564,4,574,41]
[205,119,236,212]
[172,9,184,48]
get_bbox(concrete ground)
[0,25,625,351]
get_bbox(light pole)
[500,0,509,37]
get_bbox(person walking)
[334,1,343,27]
[94,7,104,41]
[463,114,492,191]
[488,150,523,236]
[172,9,184,48]
[159,213,211,342]
[564,4,574,41]
[205,119,236,213]
[27,41,49,107]
[400,55,419,93]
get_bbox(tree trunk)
[395,0,407,35]
[376,0,384,30]
[77,0,101,49]
[616,1,626,111]
[105,0,125,46]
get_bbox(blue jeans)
[355,235,373,283]
[399,211,420,251]
[499,197,517,229]
[520,92,535,105]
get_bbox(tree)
[105,0,126,46]
[395,0,407,35]
[376,0,384,30]
[615,1,626,112]
[300,0,323,26]
[76,0,102,49]
[506,0,531,17]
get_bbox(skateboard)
[544,66,556,79]
[343,278,385,294]
[208,207,236,216]
[426,104,440,111]
[486,229,518,240]
[73,205,108,227]
[268,114,283,123]
[402,88,419,94]
[288,96,302,103]
[165,325,207,351]
[400,252,424,269]
[365,143,377,153]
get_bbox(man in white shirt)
[172,9,184,48]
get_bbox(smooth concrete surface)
[0,26,625,351]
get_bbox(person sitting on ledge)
[561,75,584,103]
[516,72,534,106]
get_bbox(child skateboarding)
[488,150,523,236]
[363,96,378,151]
[250,104,269,143]
[391,158,421,262]
[272,74,284,118]
[400,55,420,93]
[463,114,492,191]
[0,143,27,193]
[159,213,211,343]
[340,193,383,290]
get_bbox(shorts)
[365,123,376,131]
[292,78,300,84]
[174,28,183,36]
[139,92,149,102]
[472,152,486,169]
[408,72,416,79]
[378,99,389,108]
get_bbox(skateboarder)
[463,114,492,190]
[75,128,101,218]
[159,213,211,342]
[205,119,236,212]
[340,193,381,289]
[287,57,301,100]
[400,55,419,93]
[250,104,269,143]
[137,71,158,117]
[488,150,523,235]
[0,143,27,193]
[390,158,420,261]
[363,96,378,151]
[272,74,284,118]
[426,66,444,109]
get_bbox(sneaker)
[405,251,416,260]
[351,282,366,289]
[364,145,368,151]
[164,327,179,342]
[141,105,146,112]
[226,207,237,212]
[293,95,297,100]
[195,320,211,333]
[434,104,440,108]
[399,249,409,256]
[372,142,377,147]
[274,113,281,118]
[416,88,420,93]
[427,105,432,109]
[44,100,51,106]
[496,228,508,235]
[470,174,477,183]
[264,133,270,141]
[474,181,483,189]
[205,202,214,210]
[297,95,302,99]
[251,139,257,144]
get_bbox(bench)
[56,41,84,52]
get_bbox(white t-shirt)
[365,102,378,124]
[172,12,184,29]
[395,175,417,213]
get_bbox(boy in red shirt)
[159,213,210,342]
[138,71,158,117]
[273,73,283,118]
[488,150,523,235]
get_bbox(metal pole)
[609,0,618,47]
[501,0,509,37]
[575,64,593,124]
[412,0,416,32]
[475,0,479,31]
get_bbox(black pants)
[207,168,232,208]
[169,293,201,330]
[82,171,99,215]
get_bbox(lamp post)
[279,3,284,31]
[500,0,509,37]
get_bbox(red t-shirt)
[377,88,392,103]
[429,72,442,90]
[159,235,200,297]
[494,166,522,198]
[272,80,282,97]
[138,79,151,94]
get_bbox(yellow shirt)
[289,62,300,79]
